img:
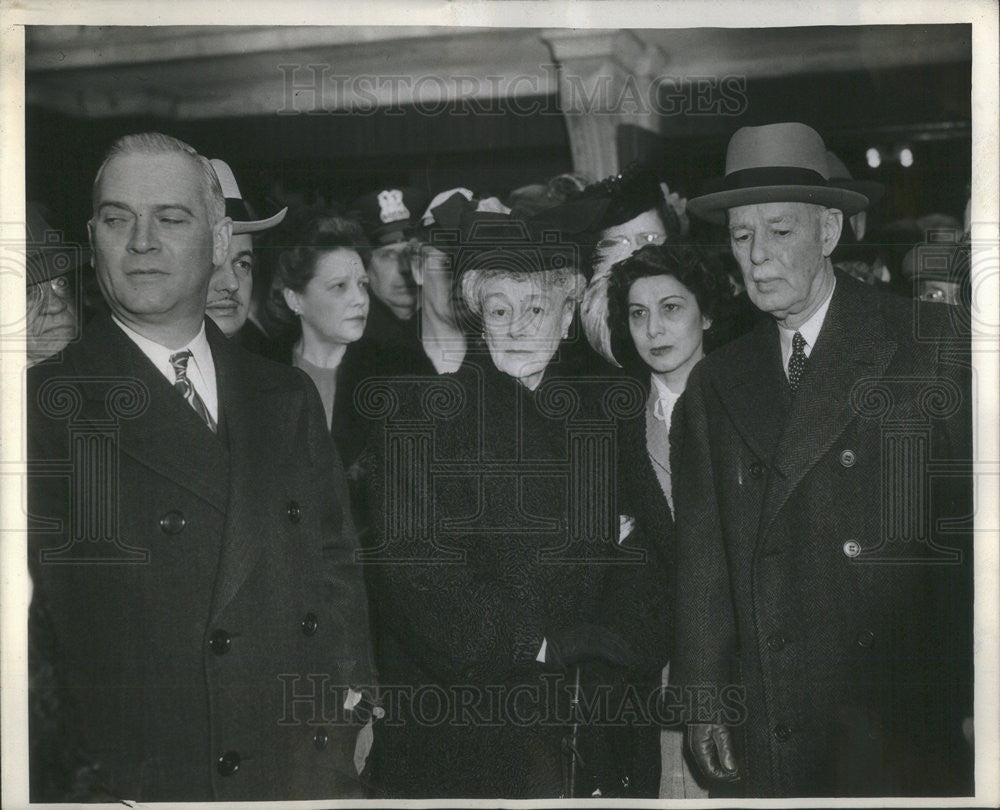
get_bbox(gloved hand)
[687,723,740,782]
[544,623,635,669]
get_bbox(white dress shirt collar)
[112,316,219,422]
[777,276,836,373]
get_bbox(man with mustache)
[204,159,286,357]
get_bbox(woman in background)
[267,215,376,534]
[583,242,730,798]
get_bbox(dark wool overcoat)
[361,352,672,798]
[670,275,973,797]
[27,314,377,802]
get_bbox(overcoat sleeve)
[598,412,674,674]
[301,373,379,693]
[668,370,739,701]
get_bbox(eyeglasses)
[27,275,74,309]
[596,232,666,252]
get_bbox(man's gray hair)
[92,133,225,226]
[461,265,586,317]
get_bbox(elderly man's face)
[89,151,229,335]
[480,274,574,390]
[26,274,78,366]
[206,233,254,337]
[728,201,841,326]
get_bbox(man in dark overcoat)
[27,133,377,802]
[670,122,973,797]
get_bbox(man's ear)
[213,216,233,268]
[820,208,843,258]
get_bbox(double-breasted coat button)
[217,750,240,776]
[748,462,764,479]
[766,634,786,652]
[856,630,875,648]
[287,501,301,523]
[301,613,318,636]
[209,629,231,655]
[313,727,329,750]
[773,724,791,741]
[840,449,857,467]
[159,510,186,534]
[843,539,861,558]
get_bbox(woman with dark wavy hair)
[583,242,730,798]
[266,215,373,463]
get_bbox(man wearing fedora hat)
[205,159,286,354]
[27,133,376,801]
[671,122,972,796]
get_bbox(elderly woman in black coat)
[582,242,731,798]
[360,194,672,799]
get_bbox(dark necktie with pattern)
[787,331,807,394]
[169,350,217,432]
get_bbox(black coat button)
[773,724,791,741]
[159,510,186,534]
[209,629,231,655]
[749,462,764,479]
[287,501,301,523]
[301,613,318,636]
[313,727,328,750]
[840,449,857,467]
[856,630,875,648]
[217,750,240,776]
[766,634,786,652]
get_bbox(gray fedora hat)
[688,123,873,225]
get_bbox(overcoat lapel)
[759,278,897,534]
[711,316,789,467]
[77,314,229,511]
[207,321,306,621]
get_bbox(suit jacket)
[27,313,377,802]
[234,318,284,362]
[670,275,973,797]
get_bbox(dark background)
[26,42,971,245]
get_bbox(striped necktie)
[169,350,217,432]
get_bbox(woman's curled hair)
[606,243,731,372]
[265,215,371,338]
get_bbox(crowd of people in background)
[25,120,973,802]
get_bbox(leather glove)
[687,723,740,782]
[545,623,635,669]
